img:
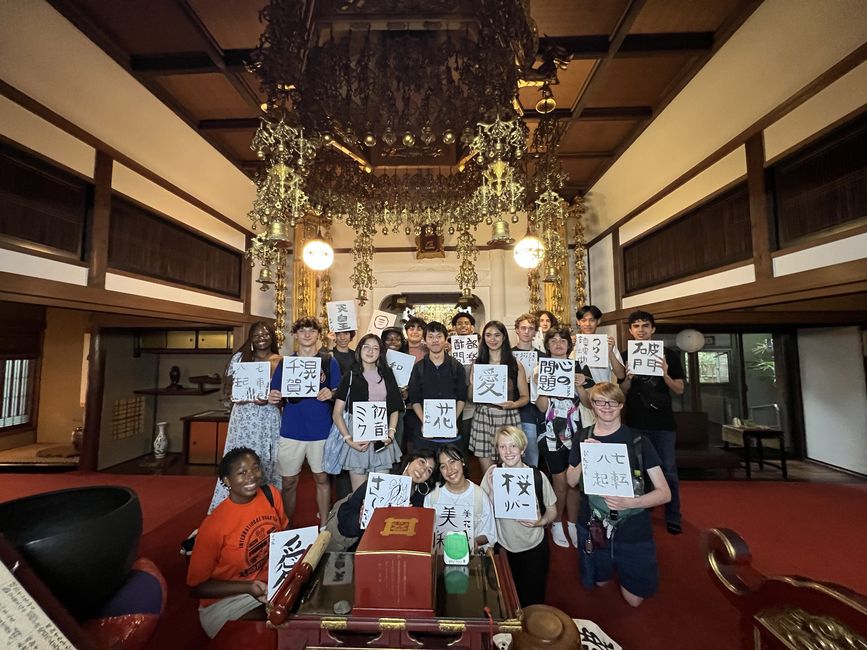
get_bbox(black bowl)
[0,485,142,619]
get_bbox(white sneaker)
[567,522,579,547]
[550,523,569,548]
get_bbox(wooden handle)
[268,530,332,625]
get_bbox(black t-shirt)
[568,424,662,543]
[332,349,355,377]
[620,346,684,431]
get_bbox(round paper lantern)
[513,234,544,269]
[676,328,705,353]
[302,238,334,271]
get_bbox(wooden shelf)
[133,387,220,396]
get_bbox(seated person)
[425,444,497,551]
[566,382,671,607]
[482,426,557,607]
[336,448,437,548]
[187,447,288,638]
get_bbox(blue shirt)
[271,353,341,441]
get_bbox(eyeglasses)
[361,345,380,352]
[591,399,620,408]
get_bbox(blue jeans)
[520,422,540,468]
[638,429,680,527]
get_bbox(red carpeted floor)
[2,473,866,649]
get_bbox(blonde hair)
[588,381,625,404]
[493,425,527,452]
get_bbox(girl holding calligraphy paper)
[482,426,557,606]
[534,326,594,548]
[468,321,530,473]
[207,322,282,513]
[332,334,404,490]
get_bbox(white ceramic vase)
[153,421,168,459]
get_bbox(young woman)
[482,426,557,606]
[381,327,408,354]
[566,382,671,607]
[534,326,594,548]
[335,448,437,546]
[532,310,559,351]
[425,445,496,551]
[332,334,404,489]
[188,447,288,638]
[468,321,529,473]
[208,322,282,513]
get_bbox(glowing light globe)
[676,329,705,353]
[302,238,334,271]
[513,235,544,269]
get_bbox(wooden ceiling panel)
[530,0,629,37]
[518,59,596,112]
[67,0,210,54]
[209,129,260,162]
[153,74,260,120]
[188,0,266,50]
[560,157,606,186]
[582,54,696,107]
[630,0,754,34]
[560,120,639,152]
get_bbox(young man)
[450,311,477,454]
[268,316,341,527]
[619,310,685,535]
[407,321,467,451]
[512,313,541,467]
[332,329,356,377]
[405,316,428,363]
[575,305,626,383]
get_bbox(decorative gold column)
[274,248,288,348]
[570,196,587,313]
[528,268,542,313]
[292,222,317,324]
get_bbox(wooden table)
[721,425,787,479]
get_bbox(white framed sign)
[423,399,458,438]
[575,334,608,368]
[267,525,318,599]
[326,300,358,333]
[386,349,415,387]
[450,335,479,366]
[366,310,395,336]
[351,401,388,442]
[360,473,411,529]
[627,340,664,376]
[472,364,508,404]
[537,357,574,398]
[433,502,474,552]
[512,350,538,380]
[580,441,635,498]
[231,361,271,402]
[491,467,537,521]
[281,356,321,398]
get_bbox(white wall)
[798,327,867,475]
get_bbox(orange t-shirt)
[187,485,288,606]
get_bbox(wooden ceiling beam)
[198,118,261,130]
[541,32,713,60]
[130,49,251,75]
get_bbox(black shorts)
[540,441,571,474]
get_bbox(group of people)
[187,304,686,636]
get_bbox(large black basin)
[0,485,142,619]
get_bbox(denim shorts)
[577,525,659,598]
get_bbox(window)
[1,357,37,430]
[697,351,730,384]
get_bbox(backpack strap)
[532,467,546,516]
[261,484,276,508]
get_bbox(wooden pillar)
[87,152,112,288]
[745,133,773,280]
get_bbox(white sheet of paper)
[433,502,474,552]
[386,349,415,387]
[0,561,76,649]
[423,399,458,438]
[351,401,388,442]
[512,350,538,381]
[450,335,479,366]
[326,300,358,333]
[281,356,321,398]
[366,310,395,336]
[627,340,664,376]
[572,619,622,650]
[472,364,508,404]
[575,334,608,368]
[537,357,575,398]
[492,467,537,520]
[360,473,411,529]
[267,525,318,599]
[231,361,271,402]
[322,552,354,586]
[580,441,635,498]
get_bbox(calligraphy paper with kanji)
[281,356,321,398]
[450,335,479,366]
[423,399,458,438]
[512,350,538,380]
[472,364,508,404]
[579,442,635,498]
[575,334,608,368]
[351,401,388,442]
[267,525,318,598]
[365,310,395,336]
[433,501,474,552]
[537,357,575,398]
[326,300,358,333]
[231,361,271,402]
[491,467,537,520]
[627,340,664,376]
[322,552,354,586]
[386,349,415,387]
[360,473,411,529]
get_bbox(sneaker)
[567,522,579,547]
[666,522,683,535]
[550,523,569,548]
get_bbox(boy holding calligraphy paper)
[566,382,671,607]
[482,426,556,606]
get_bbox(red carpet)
[1,473,865,649]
